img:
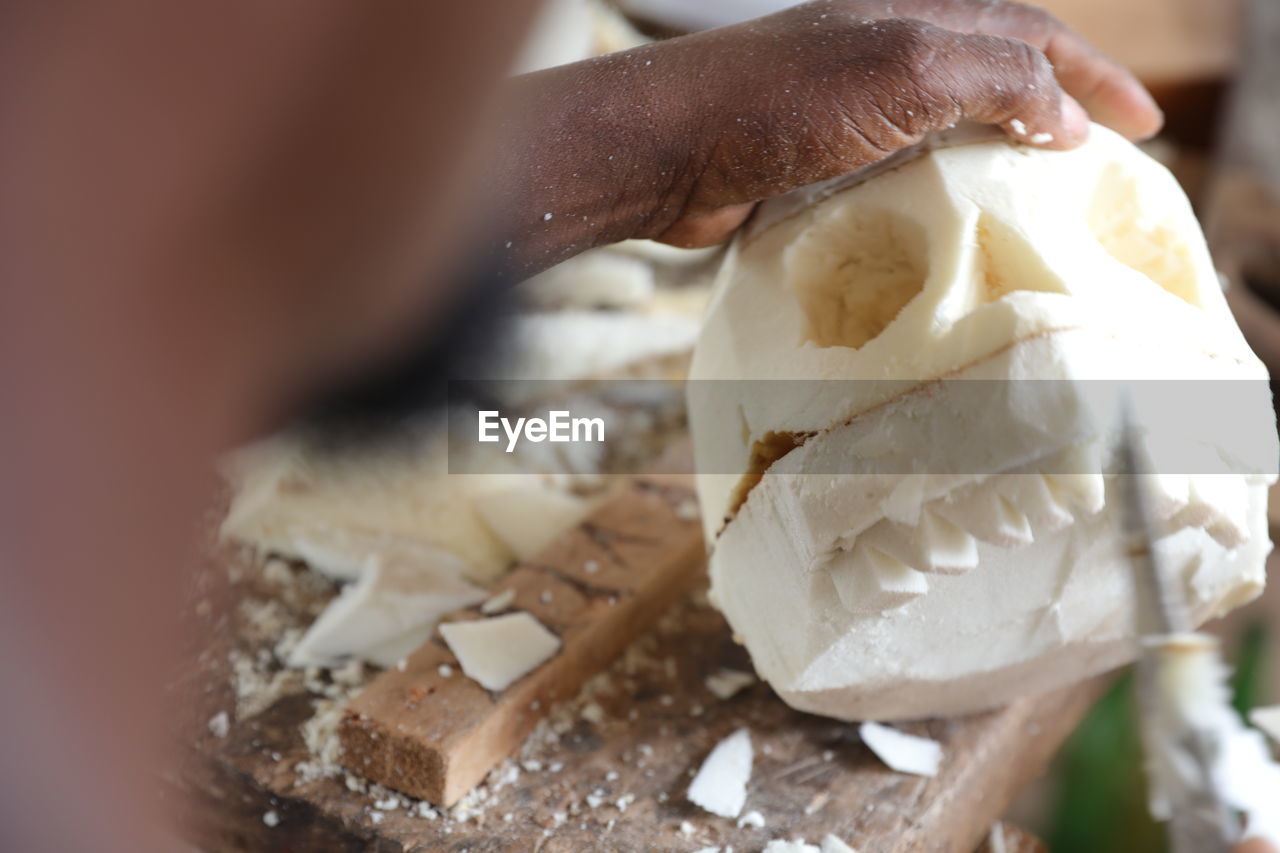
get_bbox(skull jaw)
[770,639,1135,723]
[711,478,1271,722]
[705,328,1276,722]
[707,326,1277,576]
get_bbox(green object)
[1043,620,1269,852]
[1233,621,1269,719]
[1043,674,1163,853]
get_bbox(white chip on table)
[762,840,821,853]
[439,612,561,692]
[859,721,943,777]
[471,483,592,562]
[705,668,756,700]
[289,549,486,669]
[687,727,752,818]
[480,588,516,615]
[1251,705,1280,746]
[820,834,858,853]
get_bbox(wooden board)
[340,476,707,806]
[172,532,1106,853]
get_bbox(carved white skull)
[688,124,1279,721]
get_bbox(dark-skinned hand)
[499,0,1162,276]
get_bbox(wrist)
[491,41,708,275]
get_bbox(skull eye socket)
[785,208,929,349]
[1089,162,1201,307]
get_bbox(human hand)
[646,0,1163,246]
[503,0,1162,272]
[1237,839,1280,853]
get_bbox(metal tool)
[742,122,1005,244]
[1115,403,1239,853]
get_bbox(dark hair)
[295,261,517,446]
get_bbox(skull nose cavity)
[1089,162,1201,307]
[785,207,929,350]
[973,214,1070,303]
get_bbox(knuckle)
[982,0,1059,37]
[866,18,942,81]
[996,41,1061,116]
[884,18,940,64]
[1001,1,1056,26]
[997,37,1055,86]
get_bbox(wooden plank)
[338,475,706,805]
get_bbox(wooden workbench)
[171,538,1103,853]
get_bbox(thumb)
[652,202,755,248]
[1235,840,1280,853]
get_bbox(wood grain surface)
[173,532,1106,853]
[340,476,707,806]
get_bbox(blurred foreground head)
[0,4,540,850]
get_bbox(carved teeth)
[933,489,1034,548]
[829,544,930,614]
[853,511,979,575]
[994,475,1074,536]
[1146,474,1191,520]
[1127,472,1250,547]
[822,446,1248,611]
[1041,443,1106,516]
[919,511,981,572]
[844,521,923,569]
[1171,476,1251,549]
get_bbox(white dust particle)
[207,711,230,738]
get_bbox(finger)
[977,0,1162,140]
[1038,24,1163,140]
[1235,839,1280,853]
[879,23,1091,150]
[998,91,1090,151]
[839,0,1163,140]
